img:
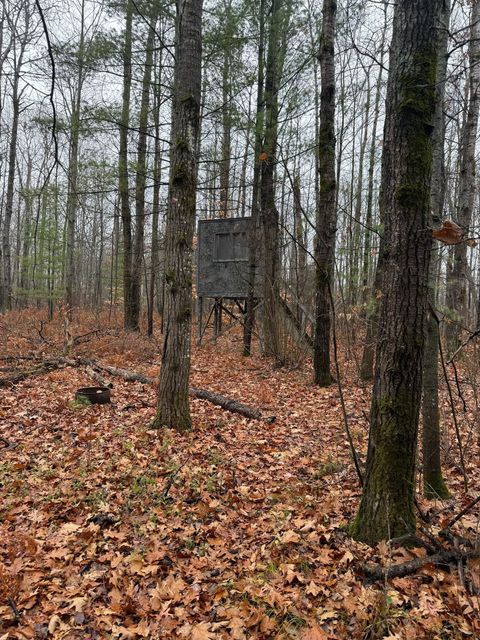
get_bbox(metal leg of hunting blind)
[219,301,242,323]
[198,298,216,345]
[213,298,222,343]
[197,296,204,344]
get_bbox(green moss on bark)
[424,470,450,500]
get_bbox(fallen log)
[84,365,113,389]
[189,387,261,420]
[80,359,268,421]
[0,358,65,387]
[75,358,152,384]
[74,358,268,420]
[0,355,269,421]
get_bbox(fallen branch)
[0,358,65,387]
[161,455,191,500]
[74,358,267,420]
[0,436,18,450]
[7,597,20,622]
[189,387,262,420]
[0,355,269,421]
[73,328,112,346]
[75,358,152,384]
[442,494,480,530]
[361,547,480,581]
[84,365,113,389]
[362,552,450,580]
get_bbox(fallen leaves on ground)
[0,309,479,639]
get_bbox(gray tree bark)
[153,0,203,430]
[351,0,442,545]
[422,0,451,500]
[261,0,290,364]
[445,0,480,350]
[118,0,134,330]
[243,0,265,357]
[1,3,30,311]
[131,17,156,329]
[313,0,337,385]
[64,0,86,320]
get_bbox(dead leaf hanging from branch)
[432,219,477,246]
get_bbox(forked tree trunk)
[313,0,337,385]
[153,0,203,431]
[351,0,441,545]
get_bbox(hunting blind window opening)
[214,231,248,262]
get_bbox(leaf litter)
[0,310,479,639]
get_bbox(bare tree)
[313,0,337,385]
[351,0,442,544]
[445,0,480,351]
[153,0,203,431]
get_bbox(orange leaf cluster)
[432,219,477,247]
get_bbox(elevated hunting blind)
[196,217,262,342]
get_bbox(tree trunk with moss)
[423,309,450,498]
[422,0,450,501]
[350,0,441,545]
[313,0,337,386]
[153,0,203,431]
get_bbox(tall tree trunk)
[243,0,265,357]
[1,77,20,311]
[359,5,387,381]
[19,156,33,305]
[445,0,480,351]
[261,0,289,364]
[119,0,134,330]
[422,0,451,500]
[1,6,29,312]
[219,2,232,218]
[293,173,306,327]
[313,0,337,385]
[148,40,164,337]
[131,18,156,330]
[351,0,441,545]
[64,0,85,320]
[153,0,203,431]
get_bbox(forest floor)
[0,309,479,640]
